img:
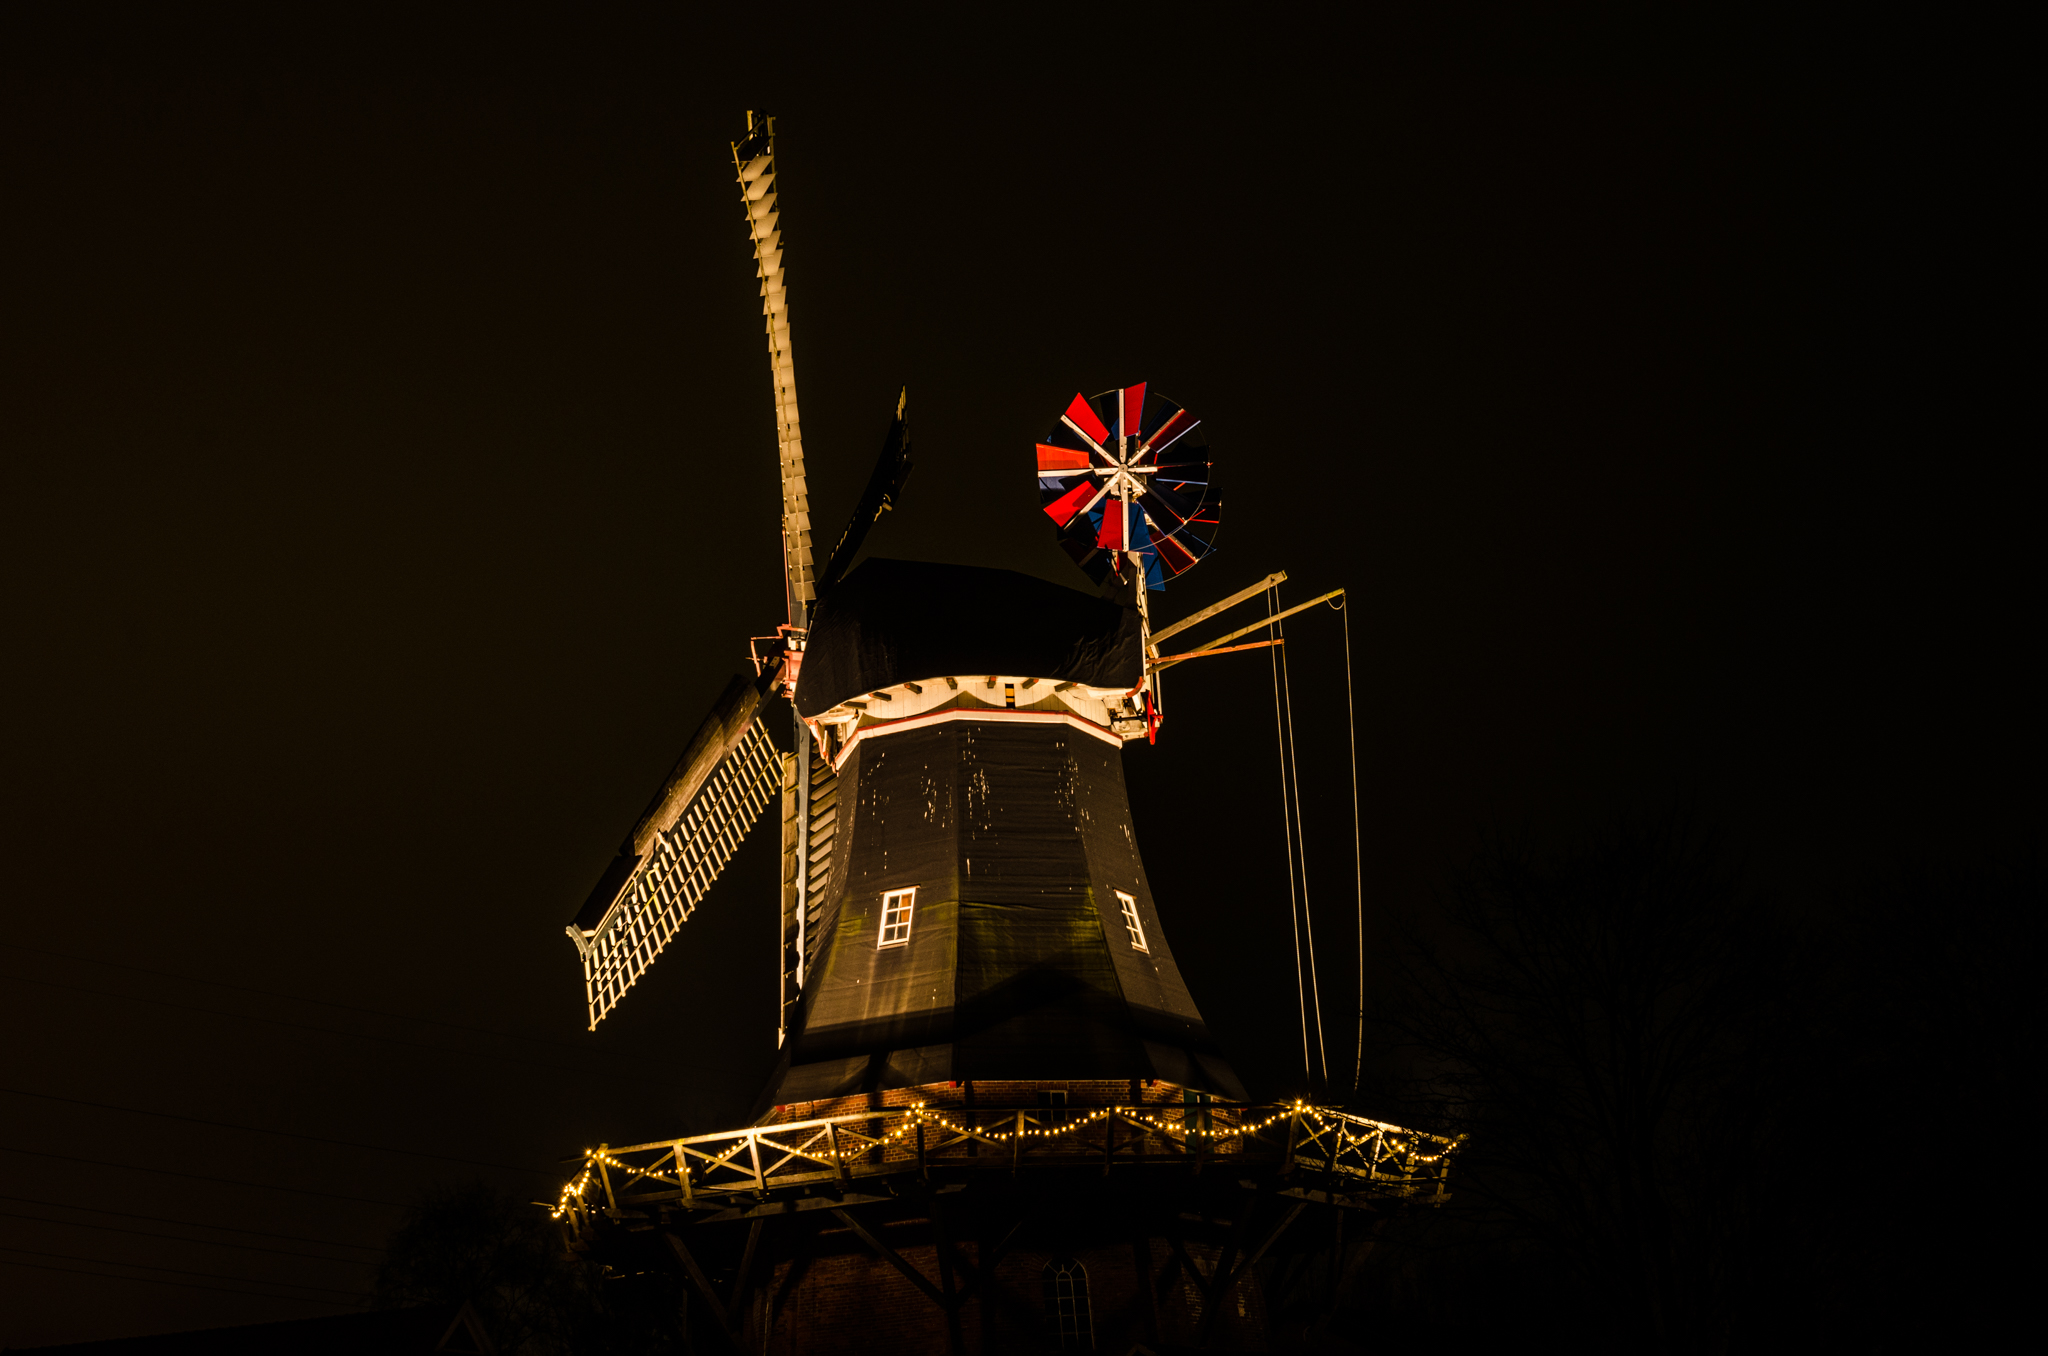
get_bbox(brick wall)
[758,1231,1268,1353]
[765,1077,1199,1126]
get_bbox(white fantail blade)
[732,114,814,627]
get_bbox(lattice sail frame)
[572,720,782,1028]
[733,114,815,629]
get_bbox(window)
[1037,1088,1069,1127]
[879,888,916,948]
[1042,1258,1093,1349]
[1115,890,1147,952]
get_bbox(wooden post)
[829,1121,849,1183]
[916,1116,928,1180]
[1012,1110,1025,1173]
[747,1131,766,1193]
[677,1140,694,1206]
[598,1145,618,1213]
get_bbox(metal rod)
[1148,638,1283,672]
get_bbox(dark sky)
[1,7,2031,1345]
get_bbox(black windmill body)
[775,555,1242,1105]
[552,114,1456,1354]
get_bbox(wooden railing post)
[747,1131,766,1192]
[829,1121,849,1183]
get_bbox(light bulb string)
[551,1101,1456,1214]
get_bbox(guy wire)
[1277,603,1329,1087]
[1269,586,1313,1086]
[1337,593,1365,1098]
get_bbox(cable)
[0,1255,362,1306]
[1336,594,1366,1098]
[0,1145,410,1208]
[1277,609,1329,1088]
[0,1086,552,1177]
[0,941,589,1054]
[0,1193,381,1252]
[1269,586,1312,1086]
[0,1244,364,1299]
[0,1209,379,1267]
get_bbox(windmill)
[551,112,1457,1353]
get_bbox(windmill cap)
[792,558,1142,719]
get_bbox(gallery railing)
[551,1101,1459,1236]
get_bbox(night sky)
[1,8,2030,1346]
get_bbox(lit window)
[879,888,916,948]
[1043,1258,1093,1349]
[1115,890,1147,952]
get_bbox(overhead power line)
[0,1085,552,1177]
[0,1192,382,1253]
[0,1144,410,1208]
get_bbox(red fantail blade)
[1096,497,1127,550]
[1121,383,1147,440]
[1064,392,1111,447]
[1043,481,1096,527]
[1138,408,1200,458]
[1155,534,1199,575]
[1036,444,1093,472]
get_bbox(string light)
[550,1099,1461,1215]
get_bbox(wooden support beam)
[1218,1200,1307,1300]
[767,1219,824,1327]
[1131,1227,1160,1345]
[830,1208,952,1311]
[1148,570,1289,649]
[663,1230,742,1350]
[730,1217,763,1314]
[947,1208,1031,1306]
[927,1192,966,1355]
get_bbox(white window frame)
[1115,889,1148,953]
[879,888,916,948]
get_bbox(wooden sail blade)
[565,671,780,1028]
[732,113,815,629]
[568,717,783,1029]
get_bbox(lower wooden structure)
[554,1080,1457,1352]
